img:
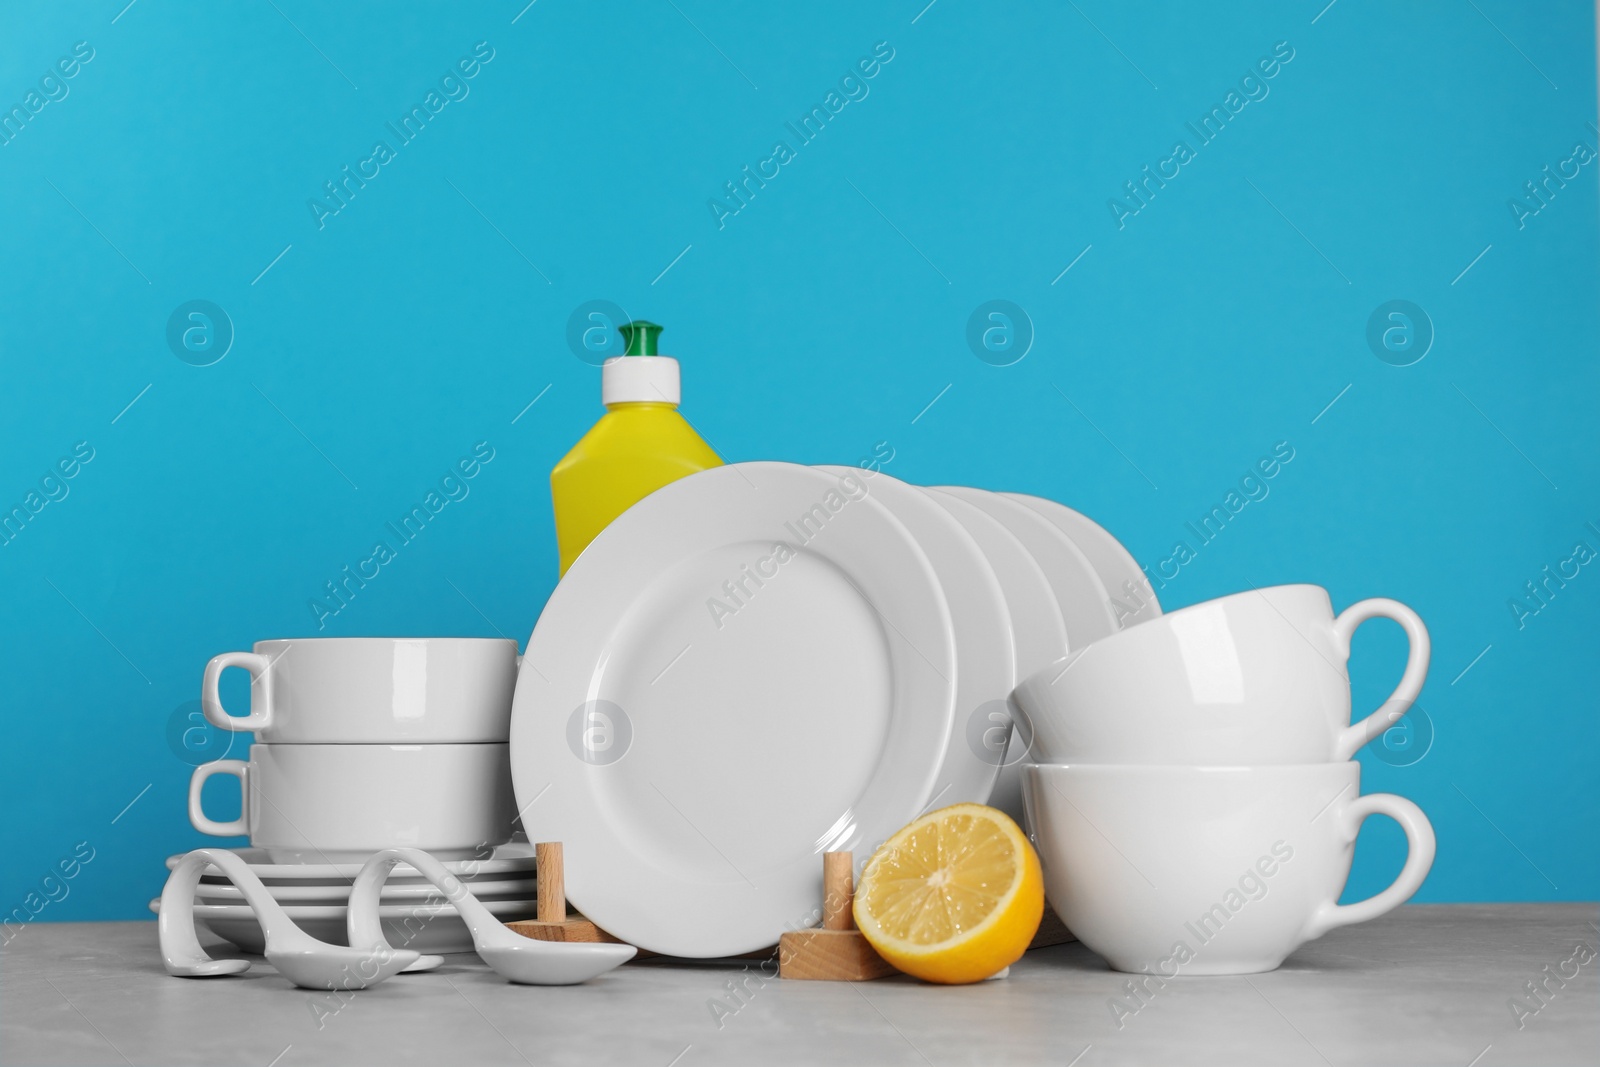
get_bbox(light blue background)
[2,0,1595,923]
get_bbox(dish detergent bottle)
[551,320,723,575]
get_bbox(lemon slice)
[853,803,1043,983]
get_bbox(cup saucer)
[163,843,535,884]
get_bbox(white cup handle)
[188,760,249,837]
[202,651,273,732]
[1302,792,1435,941]
[1331,598,1430,760]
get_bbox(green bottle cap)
[619,320,663,356]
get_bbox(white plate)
[149,897,537,956]
[193,875,538,905]
[163,844,535,884]
[921,487,1070,685]
[1000,492,1161,628]
[933,487,1117,651]
[512,461,958,957]
[932,487,1118,822]
[817,466,1012,811]
[922,487,1071,818]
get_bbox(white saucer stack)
[510,461,1153,957]
[147,844,538,954]
[176,638,534,952]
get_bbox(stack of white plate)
[148,844,537,954]
[511,462,1158,958]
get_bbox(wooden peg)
[504,842,653,956]
[821,851,854,930]
[778,851,896,981]
[535,841,565,924]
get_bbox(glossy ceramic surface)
[932,486,1118,651]
[349,849,634,984]
[1024,763,1435,975]
[159,849,426,987]
[921,486,1070,820]
[203,637,519,743]
[193,874,537,905]
[1000,492,1161,628]
[164,843,535,883]
[188,743,515,862]
[1014,585,1430,765]
[933,485,1118,820]
[512,462,958,957]
[818,467,1014,812]
[152,897,539,956]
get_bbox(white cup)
[188,743,515,862]
[202,637,518,744]
[1023,762,1435,975]
[1013,585,1429,765]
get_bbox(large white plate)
[163,844,534,884]
[1001,492,1161,628]
[512,462,958,957]
[922,487,1070,817]
[817,466,1012,812]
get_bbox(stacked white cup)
[191,638,519,862]
[1011,584,1437,976]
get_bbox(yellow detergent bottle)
[551,320,723,575]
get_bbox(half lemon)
[853,803,1043,983]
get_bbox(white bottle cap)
[602,355,680,406]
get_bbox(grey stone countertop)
[2,905,1595,1066]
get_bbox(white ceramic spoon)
[160,848,425,989]
[349,848,636,985]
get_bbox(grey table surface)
[2,905,1595,1066]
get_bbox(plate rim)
[149,897,537,919]
[998,491,1161,626]
[920,485,1070,677]
[511,461,959,957]
[932,486,1119,649]
[816,466,1015,815]
[191,875,538,903]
